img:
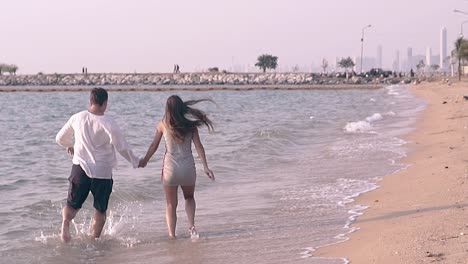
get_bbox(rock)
[351,76,362,84]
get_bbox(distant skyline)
[0,0,467,74]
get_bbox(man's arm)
[109,121,139,168]
[56,116,74,149]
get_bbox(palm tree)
[453,37,468,81]
[255,54,278,73]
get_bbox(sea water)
[0,85,424,264]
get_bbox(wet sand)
[316,81,468,263]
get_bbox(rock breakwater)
[0,72,411,86]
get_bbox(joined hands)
[138,158,148,168]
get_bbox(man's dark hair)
[90,87,108,106]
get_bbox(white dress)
[161,122,196,186]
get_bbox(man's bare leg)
[91,210,106,239]
[62,205,79,242]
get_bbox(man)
[56,87,139,242]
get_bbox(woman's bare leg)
[164,186,178,238]
[181,185,196,229]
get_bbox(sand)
[315,81,468,263]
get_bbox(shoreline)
[315,81,468,263]
[0,84,384,92]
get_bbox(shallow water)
[0,86,424,263]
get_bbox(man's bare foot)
[61,220,71,243]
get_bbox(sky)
[0,0,466,74]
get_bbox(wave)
[344,113,383,133]
[386,85,401,96]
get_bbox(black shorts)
[67,165,113,213]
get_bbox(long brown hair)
[164,95,214,142]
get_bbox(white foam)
[344,113,384,133]
[344,120,372,133]
[386,85,400,95]
[366,113,383,122]
[34,231,58,244]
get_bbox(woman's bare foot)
[189,226,199,239]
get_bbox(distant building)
[377,45,383,69]
[411,52,439,70]
[355,56,377,72]
[426,47,432,66]
[440,27,447,70]
[392,50,400,72]
[406,47,413,71]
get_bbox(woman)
[139,95,215,239]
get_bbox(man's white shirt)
[56,110,139,179]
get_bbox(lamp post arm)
[455,9,468,16]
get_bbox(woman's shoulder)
[157,120,165,131]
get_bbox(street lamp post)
[455,9,468,37]
[461,19,468,37]
[360,24,372,73]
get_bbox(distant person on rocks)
[139,95,214,239]
[173,64,180,73]
[82,67,85,74]
[410,68,415,78]
[56,87,140,243]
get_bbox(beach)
[316,81,468,263]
